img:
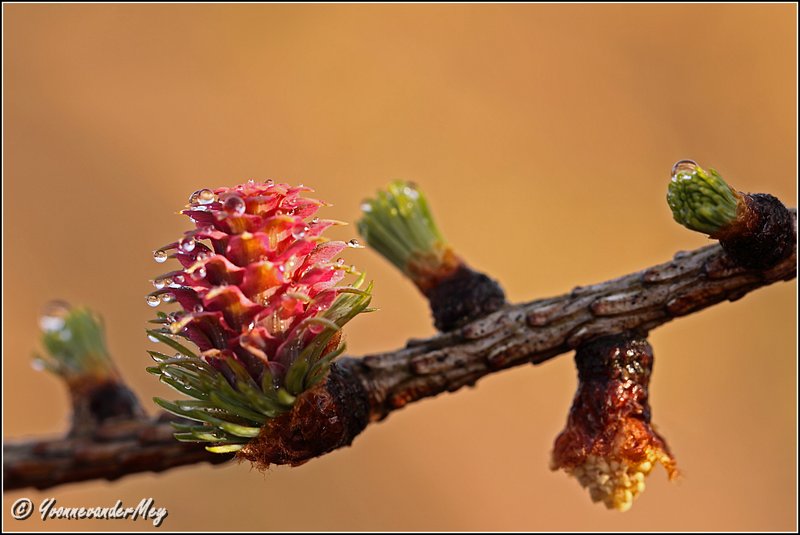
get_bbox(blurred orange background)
[3,3,796,531]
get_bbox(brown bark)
[4,212,796,491]
[4,416,230,490]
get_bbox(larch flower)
[551,334,678,512]
[146,181,372,455]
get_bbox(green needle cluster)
[357,181,447,275]
[33,302,117,381]
[667,162,740,235]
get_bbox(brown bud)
[551,333,677,512]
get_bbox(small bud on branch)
[358,181,505,331]
[668,160,794,268]
[33,301,144,437]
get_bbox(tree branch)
[351,216,796,419]
[4,212,795,491]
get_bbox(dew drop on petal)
[193,304,204,313]
[39,300,71,333]
[148,334,160,343]
[173,273,185,284]
[223,195,246,215]
[347,239,363,248]
[188,190,201,203]
[153,278,166,290]
[192,267,207,280]
[311,217,320,224]
[146,295,161,307]
[291,224,308,239]
[179,237,196,252]
[265,179,274,186]
[336,258,345,266]
[153,250,168,263]
[197,189,217,205]
[161,292,175,303]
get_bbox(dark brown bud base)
[424,264,506,332]
[68,378,145,438]
[717,193,795,269]
[237,362,370,469]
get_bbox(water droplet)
[196,251,209,261]
[247,179,255,185]
[223,195,246,215]
[179,237,196,252]
[146,295,161,307]
[39,300,71,332]
[336,258,345,266]
[360,201,373,213]
[153,250,168,263]
[193,304,204,313]
[197,189,216,205]
[173,273,185,284]
[671,159,697,179]
[265,179,274,186]
[308,323,325,335]
[311,217,320,224]
[403,185,419,200]
[148,334,160,343]
[162,292,175,303]
[188,190,201,203]
[153,278,166,290]
[192,267,207,280]
[291,224,308,239]
[347,239,363,248]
